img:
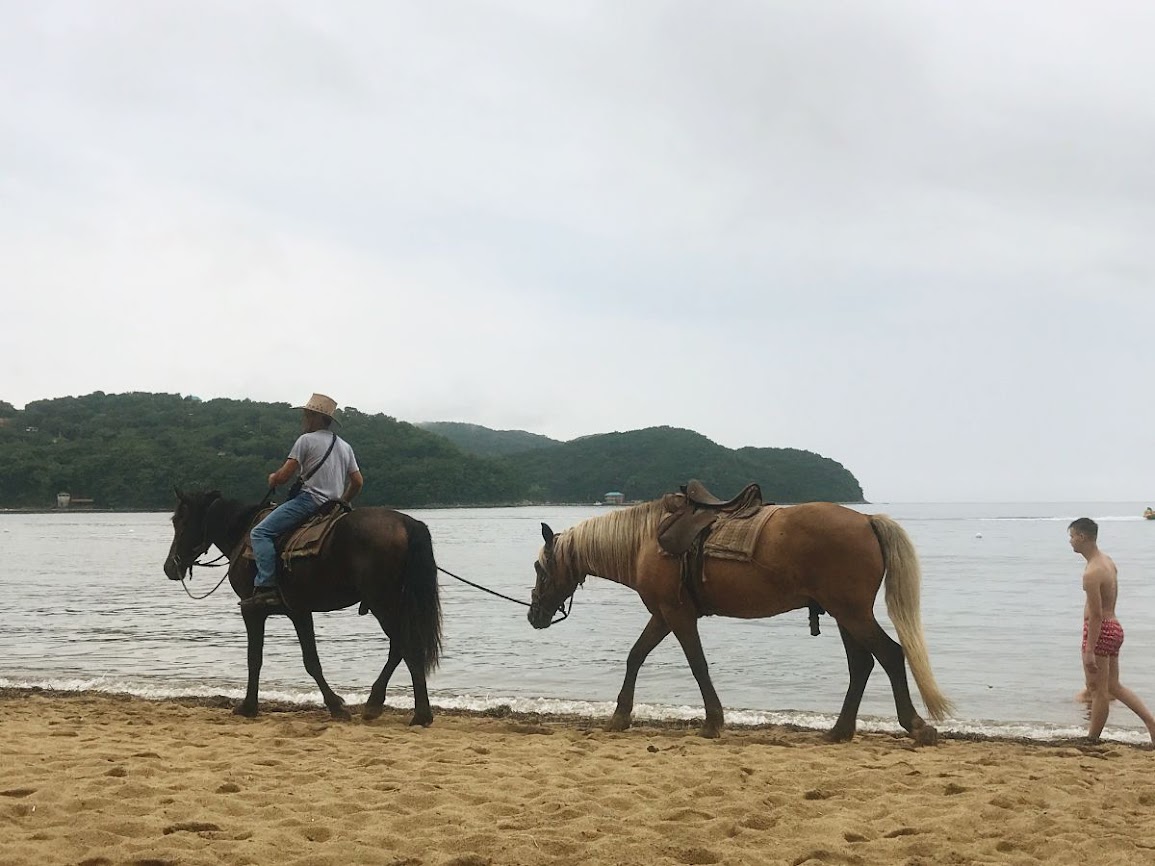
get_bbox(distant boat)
[1145,507,1155,520]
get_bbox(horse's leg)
[846,618,936,746]
[365,608,433,727]
[667,608,725,738]
[363,639,404,722]
[607,613,671,732]
[405,647,434,728]
[289,612,352,721]
[236,608,267,717]
[826,624,875,743]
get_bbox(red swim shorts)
[1083,619,1125,657]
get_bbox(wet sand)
[1,690,1153,866]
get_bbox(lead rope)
[436,565,572,624]
[174,491,569,623]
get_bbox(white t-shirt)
[288,431,359,504]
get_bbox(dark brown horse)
[163,489,442,725]
[528,499,952,744]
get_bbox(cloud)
[2,1,1153,500]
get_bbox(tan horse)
[528,499,952,744]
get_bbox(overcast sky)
[3,1,1153,502]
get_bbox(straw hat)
[296,393,338,419]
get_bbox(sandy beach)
[1,690,1153,866]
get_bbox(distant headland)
[0,393,864,510]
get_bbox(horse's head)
[528,522,582,629]
[163,488,222,580]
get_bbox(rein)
[180,560,232,600]
[179,544,232,600]
[437,565,572,625]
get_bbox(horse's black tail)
[398,517,442,676]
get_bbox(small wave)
[979,515,1145,523]
[3,676,1149,745]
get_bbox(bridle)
[531,550,579,626]
[552,591,574,624]
[172,495,221,570]
[172,494,229,600]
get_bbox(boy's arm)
[1083,565,1106,669]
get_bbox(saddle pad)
[703,505,780,561]
[240,506,348,564]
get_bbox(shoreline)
[1,686,1146,752]
[2,689,1154,865]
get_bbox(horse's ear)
[174,486,185,502]
[541,523,555,547]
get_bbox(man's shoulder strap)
[302,432,339,482]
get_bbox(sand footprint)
[669,845,721,865]
[442,855,490,866]
[739,814,776,831]
[162,821,222,835]
[789,849,862,865]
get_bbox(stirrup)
[241,588,282,608]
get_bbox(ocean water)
[1,502,1154,744]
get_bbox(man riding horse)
[244,393,364,609]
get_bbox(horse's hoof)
[824,728,855,744]
[329,705,353,722]
[605,713,632,733]
[409,713,434,727]
[700,723,723,739]
[912,725,939,747]
[233,703,258,718]
[362,704,384,722]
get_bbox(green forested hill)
[0,393,520,509]
[0,393,864,508]
[507,426,863,504]
[417,422,560,456]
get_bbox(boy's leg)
[1086,656,1110,740]
[1107,656,1155,742]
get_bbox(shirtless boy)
[1069,517,1155,746]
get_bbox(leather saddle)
[655,481,825,634]
[657,480,763,557]
[241,499,352,572]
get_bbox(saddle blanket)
[240,505,348,566]
[701,504,781,561]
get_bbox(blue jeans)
[251,494,322,588]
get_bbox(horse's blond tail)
[869,514,954,721]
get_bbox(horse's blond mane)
[553,499,667,586]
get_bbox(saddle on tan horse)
[657,480,765,557]
[656,481,764,614]
[657,481,822,633]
